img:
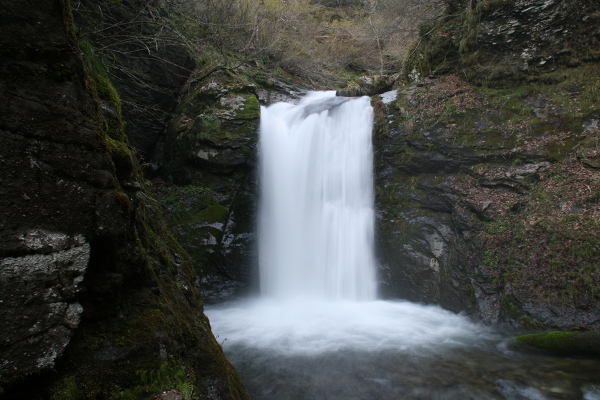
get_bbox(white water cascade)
[258,91,377,301]
[207,91,492,354]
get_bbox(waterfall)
[206,91,492,363]
[258,91,377,300]
[202,92,594,400]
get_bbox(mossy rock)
[195,203,229,224]
[106,136,135,180]
[511,331,600,357]
[232,93,260,120]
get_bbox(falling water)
[206,92,600,400]
[258,91,376,300]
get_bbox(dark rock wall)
[407,0,600,87]
[0,0,125,379]
[159,70,263,301]
[0,0,249,398]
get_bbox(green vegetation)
[113,359,194,400]
[481,160,600,308]
[50,376,78,400]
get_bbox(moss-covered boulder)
[160,69,261,301]
[511,331,600,357]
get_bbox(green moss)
[499,294,523,320]
[235,94,260,120]
[199,114,221,138]
[195,204,229,224]
[112,359,193,400]
[50,376,78,400]
[95,74,123,114]
[512,331,600,357]
[106,136,135,178]
[79,39,107,79]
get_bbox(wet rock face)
[477,0,599,66]
[412,0,600,87]
[373,89,476,313]
[479,0,569,50]
[0,2,251,398]
[381,0,600,329]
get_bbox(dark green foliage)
[418,23,434,38]
[113,359,193,400]
[49,376,78,400]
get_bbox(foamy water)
[208,298,496,356]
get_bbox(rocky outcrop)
[0,0,127,380]
[336,75,395,97]
[1,232,88,377]
[376,77,600,329]
[372,0,600,329]
[158,69,262,301]
[0,0,249,398]
[375,9,600,330]
[407,0,600,87]
[155,71,308,302]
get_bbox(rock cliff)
[374,0,600,329]
[159,69,262,301]
[0,0,249,398]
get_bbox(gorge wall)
[2,0,600,396]
[0,0,249,398]
[374,0,600,329]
